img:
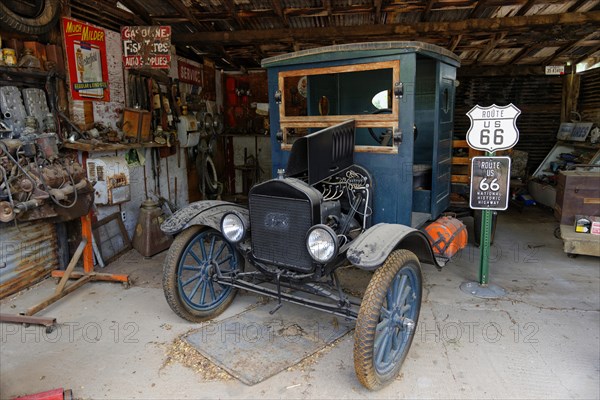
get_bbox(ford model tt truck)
[160,42,466,389]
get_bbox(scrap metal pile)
[0,86,93,223]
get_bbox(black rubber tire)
[354,249,422,390]
[196,155,220,194]
[0,0,61,35]
[162,226,241,322]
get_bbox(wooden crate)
[451,140,484,184]
[122,108,152,142]
[554,170,600,225]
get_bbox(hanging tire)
[163,226,243,322]
[196,155,219,195]
[0,0,61,35]
[354,249,422,390]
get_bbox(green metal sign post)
[478,209,493,285]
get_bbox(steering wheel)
[367,108,418,145]
[367,108,392,145]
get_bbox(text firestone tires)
[354,249,422,390]
[162,226,242,322]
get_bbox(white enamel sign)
[466,104,521,152]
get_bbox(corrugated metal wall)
[454,74,563,172]
[578,67,600,123]
[0,221,59,299]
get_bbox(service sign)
[177,59,203,86]
[62,17,110,102]
[470,156,511,210]
[121,26,171,69]
[466,104,521,152]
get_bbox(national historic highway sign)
[466,104,521,152]
[469,156,511,210]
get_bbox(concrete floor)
[1,206,599,399]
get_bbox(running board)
[217,277,360,320]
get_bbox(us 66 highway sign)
[470,156,511,210]
[466,104,521,152]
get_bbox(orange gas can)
[423,216,468,259]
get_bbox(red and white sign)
[121,26,171,69]
[62,17,110,102]
[178,60,203,86]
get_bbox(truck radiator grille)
[249,194,314,272]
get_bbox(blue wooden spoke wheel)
[354,249,422,390]
[163,226,242,322]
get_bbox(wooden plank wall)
[454,74,563,172]
[578,67,600,123]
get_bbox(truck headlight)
[221,212,246,243]
[306,225,338,263]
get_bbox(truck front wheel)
[163,226,242,322]
[354,249,422,390]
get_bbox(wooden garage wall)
[454,74,563,172]
[578,67,600,123]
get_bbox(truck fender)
[160,200,249,235]
[346,223,443,270]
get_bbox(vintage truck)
[160,41,466,390]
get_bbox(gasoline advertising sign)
[466,104,521,152]
[121,26,171,69]
[62,17,110,102]
[469,156,511,210]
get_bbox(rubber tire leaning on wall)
[195,154,220,196]
[0,0,61,35]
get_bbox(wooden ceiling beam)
[468,0,490,19]
[449,35,463,52]
[222,0,245,29]
[567,0,589,12]
[545,36,600,65]
[508,44,536,64]
[574,45,600,65]
[323,0,332,17]
[421,0,436,22]
[172,11,600,45]
[115,0,153,24]
[271,0,289,27]
[164,0,203,30]
[374,0,383,24]
[73,0,148,25]
[544,41,582,65]
[477,32,507,61]
[514,0,537,16]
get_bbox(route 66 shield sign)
[466,104,521,152]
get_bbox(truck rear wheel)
[354,249,422,390]
[163,226,242,322]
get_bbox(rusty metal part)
[0,313,56,328]
[14,199,41,213]
[1,138,93,223]
[35,133,59,160]
[48,179,87,201]
[17,177,34,192]
[0,139,21,156]
[0,201,14,222]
